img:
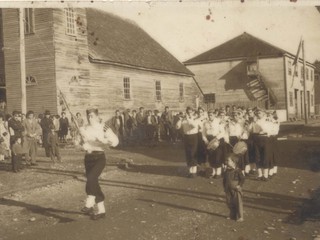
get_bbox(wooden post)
[19,8,27,114]
[302,40,308,125]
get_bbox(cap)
[86,107,98,115]
[45,110,51,115]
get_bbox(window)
[123,77,131,100]
[289,92,293,107]
[300,66,304,79]
[179,83,184,101]
[65,8,76,36]
[24,8,35,34]
[26,76,37,86]
[294,68,298,77]
[315,74,319,81]
[155,80,161,101]
[306,68,309,80]
[310,70,313,81]
[288,61,292,76]
[204,93,215,103]
[311,94,314,106]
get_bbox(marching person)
[22,111,42,166]
[176,106,199,178]
[228,110,250,175]
[79,108,119,220]
[202,109,226,179]
[196,107,208,176]
[252,108,271,181]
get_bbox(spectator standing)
[22,111,42,166]
[40,110,53,157]
[59,112,69,143]
[136,107,146,145]
[11,136,23,172]
[8,111,24,146]
[161,106,173,142]
[111,110,124,147]
[47,124,62,163]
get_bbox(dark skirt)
[207,136,227,168]
[229,136,249,170]
[197,132,207,165]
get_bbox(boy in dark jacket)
[11,136,24,172]
[47,125,61,163]
[223,153,245,222]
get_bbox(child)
[11,136,23,172]
[223,153,245,222]
[47,124,61,163]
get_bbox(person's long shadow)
[137,198,226,218]
[95,179,303,216]
[0,198,81,223]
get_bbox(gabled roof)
[184,32,289,65]
[86,9,193,76]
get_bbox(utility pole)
[19,8,27,114]
[302,40,308,125]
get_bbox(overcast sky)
[2,1,319,63]
[93,2,320,63]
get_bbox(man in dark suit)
[40,110,53,157]
[136,107,146,145]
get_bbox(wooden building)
[314,61,320,114]
[0,8,201,119]
[184,32,315,121]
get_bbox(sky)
[1,1,319,63]
[89,1,320,63]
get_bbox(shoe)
[261,177,268,182]
[236,218,244,222]
[31,163,38,166]
[214,175,222,179]
[91,213,106,220]
[13,170,18,173]
[81,207,94,215]
[208,175,215,179]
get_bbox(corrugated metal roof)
[184,32,288,65]
[86,9,193,76]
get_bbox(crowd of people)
[0,109,87,172]
[176,105,280,182]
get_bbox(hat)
[12,110,20,116]
[186,106,193,112]
[86,107,98,115]
[45,110,51,115]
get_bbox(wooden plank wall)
[53,8,201,122]
[187,60,251,103]
[2,8,56,115]
[259,57,286,109]
[89,63,200,120]
[53,8,91,117]
[0,10,6,89]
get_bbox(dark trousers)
[207,136,225,168]
[226,189,243,220]
[50,145,61,162]
[183,133,198,167]
[84,152,106,203]
[12,154,22,171]
[197,132,207,165]
[43,132,50,157]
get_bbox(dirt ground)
[0,124,319,240]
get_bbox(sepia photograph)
[0,1,319,239]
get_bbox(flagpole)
[302,40,308,125]
[19,8,27,114]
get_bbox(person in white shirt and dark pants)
[78,108,119,220]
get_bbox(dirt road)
[0,137,319,240]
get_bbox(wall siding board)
[2,8,56,115]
